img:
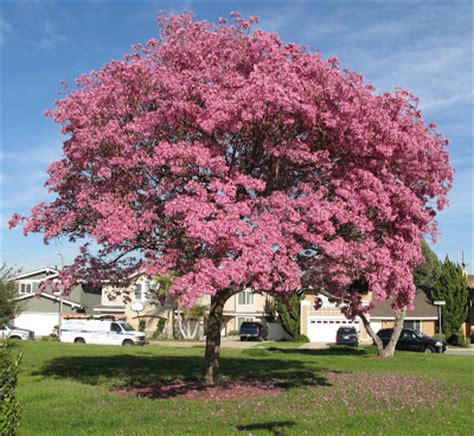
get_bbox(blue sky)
[1,0,472,273]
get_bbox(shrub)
[150,317,168,339]
[448,330,467,346]
[138,319,146,332]
[41,335,58,342]
[293,334,310,343]
[0,343,22,435]
[433,333,446,340]
[227,330,239,336]
[275,292,303,338]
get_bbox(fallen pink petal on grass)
[112,380,287,401]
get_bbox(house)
[370,290,438,336]
[13,267,101,337]
[101,276,290,340]
[99,274,175,337]
[222,289,275,334]
[300,289,439,343]
[300,293,369,343]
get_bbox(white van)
[60,319,146,346]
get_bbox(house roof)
[92,306,126,313]
[15,292,83,309]
[14,267,59,280]
[371,290,437,319]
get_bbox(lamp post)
[433,301,446,334]
[57,253,64,335]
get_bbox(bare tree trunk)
[359,312,384,353]
[202,289,234,386]
[379,307,406,357]
[360,307,407,357]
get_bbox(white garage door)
[307,317,360,343]
[14,313,59,337]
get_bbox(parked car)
[377,328,447,353]
[239,322,268,341]
[0,322,35,340]
[60,319,146,346]
[336,326,359,346]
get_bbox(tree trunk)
[379,307,406,357]
[202,289,234,386]
[359,312,384,353]
[359,307,407,357]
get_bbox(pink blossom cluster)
[9,13,452,310]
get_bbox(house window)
[404,320,421,331]
[237,290,255,306]
[134,281,156,302]
[236,317,255,330]
[134,284,142,300]
[19,282,33,294]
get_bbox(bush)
[0,343,22,435]
[293,334,310,343]
[275,292,303,338]
[227,330,239,336]
[448,330,468,347]
[433,333,446,340]
[41,335,58,342]
[138,319,146,332]
[150,317,168,339]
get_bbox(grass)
[12,341,473,435]
[253,340,305,349]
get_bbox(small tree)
[0,264,23,326]
[275,292,302,338]
[432,257,469,342]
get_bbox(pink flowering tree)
[10,13,452,381]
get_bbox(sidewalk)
[148,337,258,349]
[297,342,329,350]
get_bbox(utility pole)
[434,301,446,334]
[57,253,64,335]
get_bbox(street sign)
[433,301,446,305]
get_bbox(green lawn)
[12,341,473,435]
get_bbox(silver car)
[0,322,35,340]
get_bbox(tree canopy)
[413,239,443,295]
[10,13,452,311]
[0,264,23,325]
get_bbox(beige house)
[300,289,438,343]
[98,277,280,338]
[222,289,275,335]
[96,275,175,336]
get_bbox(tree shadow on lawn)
[236,420,296,435]
[36,353,334,396]
[266,345,375,357]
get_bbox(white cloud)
[32,19,67,49]
[0,16,15,46]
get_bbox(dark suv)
[239,322,268,341]
[336,326,359,346]
[377,328,447,353]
